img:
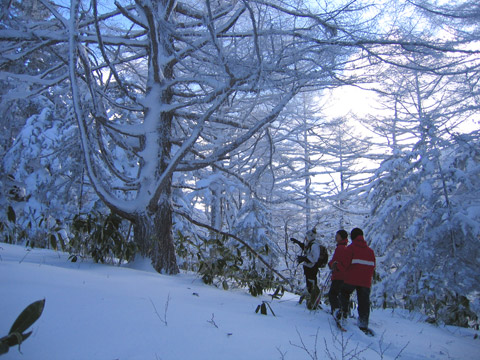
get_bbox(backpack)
[315,245,328,268]
[305,241,329,268]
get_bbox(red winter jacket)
[328,239,349,281]
[344,235,376,288]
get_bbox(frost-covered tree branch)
[2,0,478,278]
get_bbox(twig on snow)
[150,293,170,326]
[207,313,219,328]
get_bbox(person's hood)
[353,235,367,247]
[337,239,348,247]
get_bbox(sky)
[320,86,381,120]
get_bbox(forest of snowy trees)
[0,0,479,328]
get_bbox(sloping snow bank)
[1,243,478,360]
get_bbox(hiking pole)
[321,271,332,294]
[312,271,332,311]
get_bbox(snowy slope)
[1,243,478,360]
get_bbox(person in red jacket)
[327,229,349,315]
[339,228,376,332]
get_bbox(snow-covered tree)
[361,2,480,324]
[0,0,350,273]
[365,64,480,326]
[2,0,478,277]
[313,117,371,230]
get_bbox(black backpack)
[305,241,328,268]
[315,245,328,268]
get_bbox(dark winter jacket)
[344,235,376,288]
[328,239,349,281]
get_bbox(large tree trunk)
[152,189,179,274]
[137,0,178,275]
[133,185,179,275]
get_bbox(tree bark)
[151,194,179,275]
[133,186,179,275]
[128,0,180,275]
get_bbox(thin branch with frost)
[289,327,320,360]
[276,346,288,360]
[372,331,410,360]
[323,321,370,360]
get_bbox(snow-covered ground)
[1,243,478,360]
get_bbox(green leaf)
[49,235,57,251]
[255,303,268,315]
[57,233,66,252]
[6,331,31,347]
[0,338,9,355]
[222,280,229,290]
[270,286,284,300]
[7,206,16,223]
[260,303,267,315]
[265,302,276,317]
[9,299,45,335]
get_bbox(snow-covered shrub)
[1,104,96,249]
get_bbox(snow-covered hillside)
[1,243,478,360]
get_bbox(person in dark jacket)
[327,229,349,315]
[338,228,376,332]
